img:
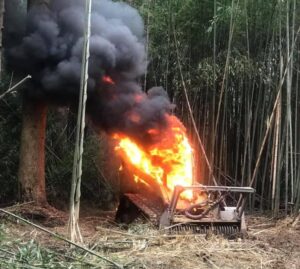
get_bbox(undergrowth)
[0,224,102,269]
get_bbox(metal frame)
[159,185,255,233]
[115,184,255,235]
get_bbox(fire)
[104,75,195,204]
[114,114,195,202]
[102,75,115,85]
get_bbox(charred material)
[115,193,164,224]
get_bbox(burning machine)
[116,184,255,235]
[114,115,255,235]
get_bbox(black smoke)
[7,0,174,145]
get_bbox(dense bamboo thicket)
[129,0,300,215]
[0,0,299,216]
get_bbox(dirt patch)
[247,215,300,269]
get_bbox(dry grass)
[0,212,299,269]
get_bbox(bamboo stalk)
[248,25,300,189]
[0,209,123,268]
[271,90,281,214]
[214,0,237,139]
[172,21,218,187]
[0,75,32,100]
[69,0,92,243]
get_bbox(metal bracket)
[159,185,255,229]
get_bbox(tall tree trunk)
[0,0,4,78]
[18,99,47,204]
[18,0,50,204]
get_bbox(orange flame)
[114,114,195,202]
[102,75,115,85]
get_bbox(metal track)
[124,193,162,223]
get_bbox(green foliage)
[0,225,95,268]
[1,0,300,214]
[45,109,117,209]
[45,109,75,207]
[129,0,300,213]
[0,74,22,204]
[0,84,117,207]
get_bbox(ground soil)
[1,206,299,269]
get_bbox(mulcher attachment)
[116,185,255,236]
[168,223,241,235]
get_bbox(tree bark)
[18,0,50,204]
[18,99,47,204]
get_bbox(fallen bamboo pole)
[0,209,123,269]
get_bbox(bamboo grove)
[0,0,299,217]
[130,0,300,215]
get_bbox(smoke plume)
[8,0,174,145]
